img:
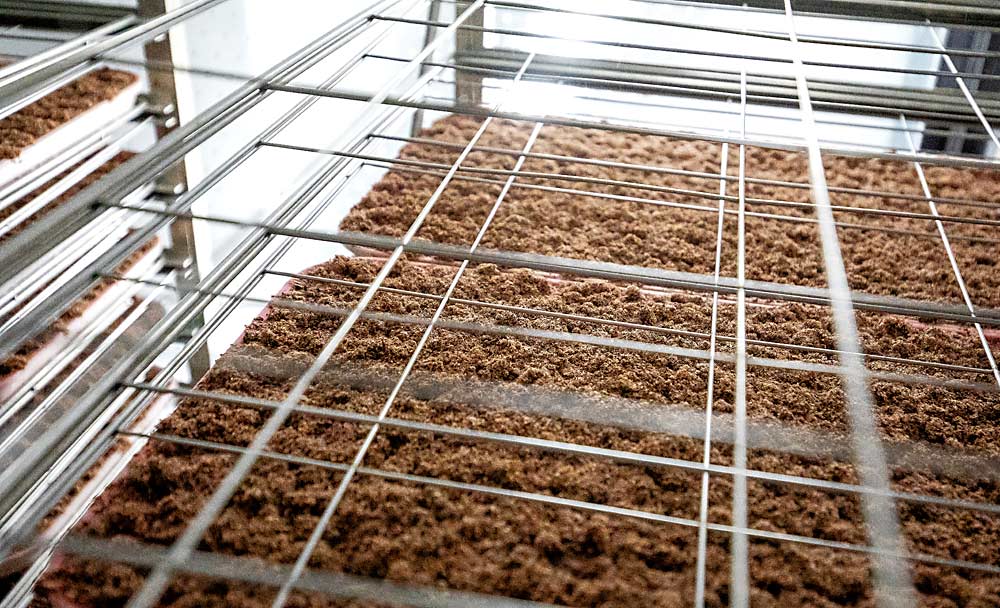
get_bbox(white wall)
[164,0,429,358]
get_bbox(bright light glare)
[502,80,578,117]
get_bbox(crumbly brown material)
[0,151,135,244]
[0,69,137,160]
[341,115,1000,308]
[36,257,1000,607]
[0,300,147,600]
[0,152,149,379]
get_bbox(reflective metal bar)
[100,431,1000,575]
[730,66,749,608]
[782,3,917,605]
[0,0,419,560]
[366,133,1000,210]
[263,84,1000,169]
[900,114,1000,389]
[123,382,1000,517]
[260,140,1000,227]
[0,15,136,83]
[0,0,411,362]
[103,202,1000,327]
[486,0,1000,59]
[0,0,233,121]
[260,269,994,376]
[694,118,730,608]
[373,15,1000,82]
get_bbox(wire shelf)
[0,1,999,607]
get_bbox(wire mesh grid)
[0,0,999,607]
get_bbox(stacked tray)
[0,67,163,496]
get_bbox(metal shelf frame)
[0,0,999,607]
[0,4,190,598]
[0,0,195,370]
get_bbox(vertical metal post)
[454,0,483,106]
[138,0,209,380]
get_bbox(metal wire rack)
[0,0,178,483]
[0,0,998,607]
[0,0,197,497]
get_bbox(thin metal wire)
[122,381,1000,517]
[373,52,1000,133]
[5,1,996,604]
[3,5,992,169]
[42,37,993,143]
[373,15,1000,83]
[27,39,445,555]
[337,72,995,165]
[59,532,560,608]
[365,133,1000,211]
[269,61,544,608]
[0,117,150,241]
[366,161,1000,245]
[926,24,1000,153]
[900,114,1000,389]
[107,429,1000,576]
[380,162,998,247]
[0,104,149,216]
[0,15,136,84]
[0,184,153,328]
[0,19,443,549]
[694,123,729,608]
[264,82,1000,170]
[102,202,1000,329]
[124,4,492,606]
[730,65,749,608]
[415,56,1000,149]
[783,2,917,606]
[484,0,1000,57]
[0,276,164,464]
[431,80,990,156]
[260,140,1000,229]
[74,46,1000,140]
[0,29,71,43]
[258,269,992,376]
[481,0,1000,60]
[0,0,234,121]
[621,0,1000,31]
[361,60,997,146]
[103,272,1000,398]
[0,0,421,363]
[15,146,380,564]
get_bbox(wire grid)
[2,0,1000,607]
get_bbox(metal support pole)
[138,0,209,381]
[455,0,484,106]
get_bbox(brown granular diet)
[21,114,1000,607]
[0,68,137,161]
[0,66,142,378]
[40,251,1000,606]
[342,114,1000,309]
[0,152,152,380]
